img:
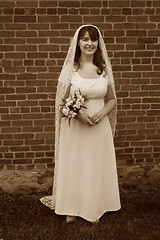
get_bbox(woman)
[40,25,121,223]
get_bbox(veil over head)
[41,24,117,209]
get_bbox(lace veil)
[40,24,117,210]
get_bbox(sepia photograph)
[0,0,160,239]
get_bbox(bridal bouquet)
[61,89,87,126]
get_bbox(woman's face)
[78,31,98,56]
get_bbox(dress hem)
[55,206,121,222]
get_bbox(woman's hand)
[90,109,105,125]
[76,110,95,126]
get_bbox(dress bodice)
[71,71,109,99]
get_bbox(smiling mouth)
[86,48,94,50]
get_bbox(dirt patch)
[0,165,160,194]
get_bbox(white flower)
[62,107,69,116]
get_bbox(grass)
[0,185,160,240]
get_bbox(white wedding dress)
[54,71,121,221]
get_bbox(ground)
[0,164,160,240]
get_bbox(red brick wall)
[0,0,160,170]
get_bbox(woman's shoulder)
[101,71,111,85]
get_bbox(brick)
[114,51,134,58]
[126,30,147,36]
[5,67,25,74]
[50,37,70,44]
[17,2,38,7]
[15,152,25,158]
[18,101,38,107]
[16,45,37,52]
[114,23,134,30]
[1,114,22,121]
[27,66,47,73]
[81,1,101,7]
[39,1,57,7]
[0,134,13,140]
[148,30,160,36]
[149,16,160,22]
[14,16,36,23]
[24,60,34,66]
[104,30,124,37]
[126,44,145,50]
[0,31,14,37]
[17,73,37,80]
[0,16,12,23]
[3,140,23,146]
[131,1,145,7]
[27,52,48,59]
[79,8,89,14]
[14,133,34,139]
[25,139,44,145]
[122,8,132,15]
[34,120,54,126]
[4,38,25,45]
[27,38,47,44]
[28,24,49,30]
[133,8,144,15]
[109,1,130,7]
[105,16,126,22]
[137,37,158,44]
[0,1,15,7]
[147,44,160,50]
[149,91,160,97]
[31,145,50,151]
[145,8,155,15]
[90,9,100,15]
[0,108,9,114]
[5,53,26,59]
[57,8,68,14]
[126,135,145,141]
[61,16,82,22]
[0,87,15,94]
[5,24,27,30]
[135,51,154,57]
[13,159,32,164]
[112,65,131,71]
[16,30,37,37]
[6,94,26,101]
[38,31,59,37]
[133,65,152,71]
[36,8,46,14]
[34,158,53,164]
[15,8,25,14]
[135,23,156,30]
[23,126,43,133]
[35,60,45,66]
[38,16,59,23]
[51,23,69,30]
[26,80,45,86]
[27,94,47,100]
[0,160,12,164]
[142,84,160,91]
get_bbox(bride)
[40,25,121,224]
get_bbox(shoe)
[90,219,100,225]
[66,216,76,223]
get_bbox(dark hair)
[74,26,106,75]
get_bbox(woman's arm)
[90,85,116,124]
[63,83,71,100]
[102,84,117,116]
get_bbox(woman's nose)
[87,39,93,45]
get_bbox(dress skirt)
[55,97,121,222]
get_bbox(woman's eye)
[82,37,88,42]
